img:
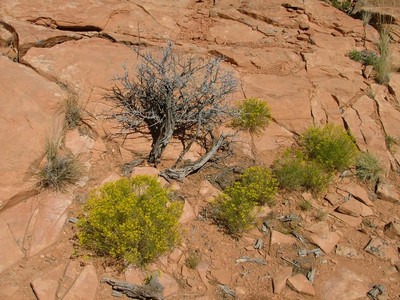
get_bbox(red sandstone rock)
[287,274,315,296]
[272,266,292,294]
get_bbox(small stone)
[363,65,374,79]
[297,34,309,41]
[383,222,400,240]
[158,273,179,298]
[272,266,292,294]
[365,238,399,263]
[337,198,374,217]
[169,248,183,262]
[377,181,400,203]
[287,274,316,296]
[179,201,196,224]
[270,230,296,245]
[309,231,340,254]
[299,22,309,30]
[340,184,374,206]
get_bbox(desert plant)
[238,166,278,206]
[355,152,383,183]
[231,97,272,135]
[211,166,277,235]
[212,183,257,235]
[375,29,391,84]
[348,49,378,66]
[301,124,359,171]
[330,0,353,13]
[35,136,83,190]
[63,94,83,130]
[185,250,202,269]
[300,200,312,211]
[77,176,182,266]
[385,135,398,153]
[110,43,236,179]
[273,150,332,194]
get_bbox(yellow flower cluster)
[78,176,182,266]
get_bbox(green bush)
[356,152,382,183]
[301,124,358,171]
[77,176,182,266]
[239,166,278,206]
[211,166,278,235]
[212,183,257,235]
[231,97,272,135]
[348,49,378,66]
[36,136,83,190]
[273,150,332,194]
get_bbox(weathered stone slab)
[63,265,98,300]
[0,217,24,274]
[0,56,65,210]
[31,264,65,300]
[26,192,72,257]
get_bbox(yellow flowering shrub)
[212,166,278,235]
[77,176,182,266]
[301,124,358,171]
[239,166,278,206]
[231,97,272,135]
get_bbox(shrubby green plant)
[185,250,202,269]
[231,97,272,135]
[239,166,278,206]
[212,166,278,235]
[348,49,378,66]
[330,0,352,12]
[356,152,382,183]
[77,176,182,266]
[301,124,358,171]
[273,150,332,194]
[212,183,257,235]
[35,136,83,190]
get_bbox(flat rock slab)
[319,266,369,300]
[0,217,25,274]
[179,200,196,224]
[331,212,363,227]
[25,192,72,257]
[377,181,400,204]
[272,266,292,294]
[365,238,399,263]
[287,274,315,296]
[31,263,65,300]
[306,222,341,253]
[63,265,98,300]
[158,272,179,298]
[0,56,65,210]
[337,198,374,217]
[270,230,296,245]
[384,222,400,240]
[340,183,374,207]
